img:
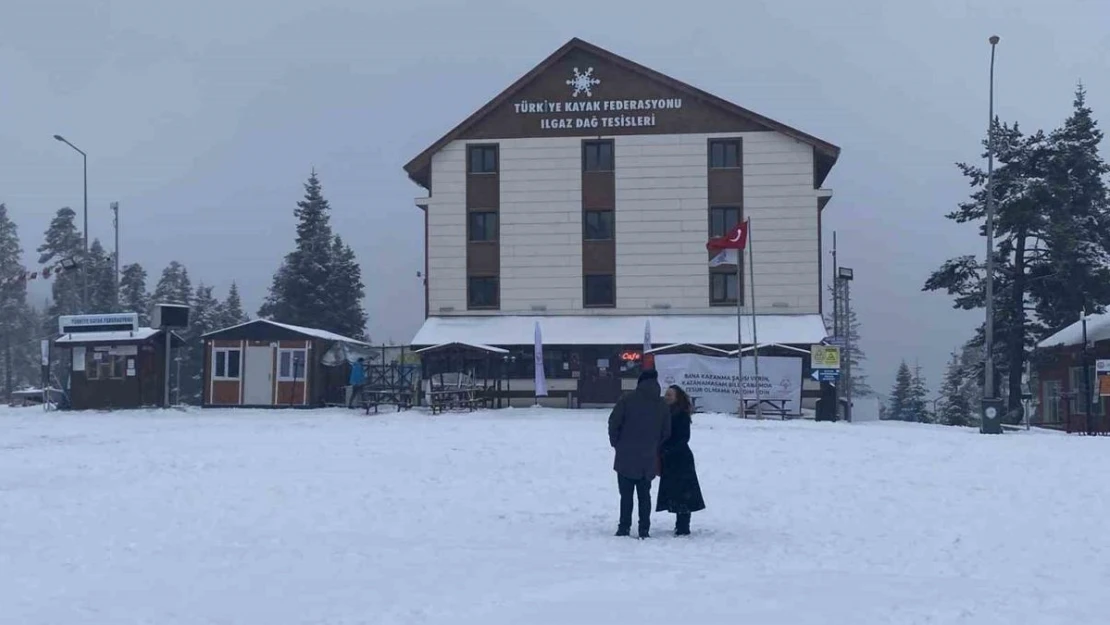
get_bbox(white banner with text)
[654,353,803,415]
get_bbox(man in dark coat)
[608,369,671,538]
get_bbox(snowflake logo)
[566,67,600,98]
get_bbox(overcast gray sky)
[2,0,1108,395]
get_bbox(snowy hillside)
[2,407,1107,624]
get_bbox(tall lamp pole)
[981,35,1003,434]
[53,134,89,312]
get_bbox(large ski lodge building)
[406,38,841,406]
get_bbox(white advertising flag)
[643,319,652,354]
[534,321,547,397]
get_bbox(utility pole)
[980,35,1004,435]
[111,202,120,309]
[839,266,854,422]
[831,231,839,338]
[830,232,840,420]
[1082,305,1094,434]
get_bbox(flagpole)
[737,265,744,418]
[747,219,763,420]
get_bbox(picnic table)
[361,388,415,414]
[427,387,491,414]
[686,395,790,418]
[742,398,789,418]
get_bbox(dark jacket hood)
[636,378,661,397]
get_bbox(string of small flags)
[0,263,71,288]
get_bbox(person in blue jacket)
[347,357,367,408]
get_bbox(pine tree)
[938,352,972,426]
[260,171,367,338]
[85,239,117,314]
[1028,84,1110,332]
[0,204,29,398]
[215,282,248,329]
[37,208,84,333]
[889,361,913,421]
[323,235,367,339]
[179,284,221,404]
[119,263,151,325]
[825,281,873,397]
[908,361,930,423]
[153,261,193,306]
[926,88,1110,421]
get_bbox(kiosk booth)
[55,313,183,410]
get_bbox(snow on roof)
[411,314,827,347]
[1037,312,1110,349]
[202,319,370,346]
[413,342,510,355]
[55,328,162,344]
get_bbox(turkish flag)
[706,220,749,251]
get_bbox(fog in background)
[2,0,1108,395]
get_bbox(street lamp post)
[53,134,89,312]
[981,35,1004,435]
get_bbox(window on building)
[710,272,739,305]
[468,145,498,174]
[543,348,572,379]
[709,206,743,238]
[468,276,499,309]
[584,274,615,308]
[278,349,307,381]
[213,348,242,380]
[583,210,614,241]
[1043,380,1062,423]
[1069,367,1103,415]
[583,140,614,172]
[468,211,498,242]
[85,350,126,381]
[708,139,741,169]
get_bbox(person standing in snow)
[656,384,706,536]
[347,357,367,408]
[608,368,671,538]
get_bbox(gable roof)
[404,37,840,190]
[202,319,370,346]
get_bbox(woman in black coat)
[656,384,706,536]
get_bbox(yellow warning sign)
[810,345,841,369]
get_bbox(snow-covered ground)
[3,406,1108,624]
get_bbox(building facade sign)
[513,66,683,131]
[59,313,140,335]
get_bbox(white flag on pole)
[643,319,652,354]
[534,321,547,397]
[709,249,739,267]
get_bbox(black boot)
[674,513,691,536]
[637,526,650,539]
[615,526,630,537]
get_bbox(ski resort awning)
[729,343,812,356]
[645,343,733,356]
[413,342,510,355]
[410,314,827,347]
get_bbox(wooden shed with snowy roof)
[55,313,185,410]
[200,319,370,408]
